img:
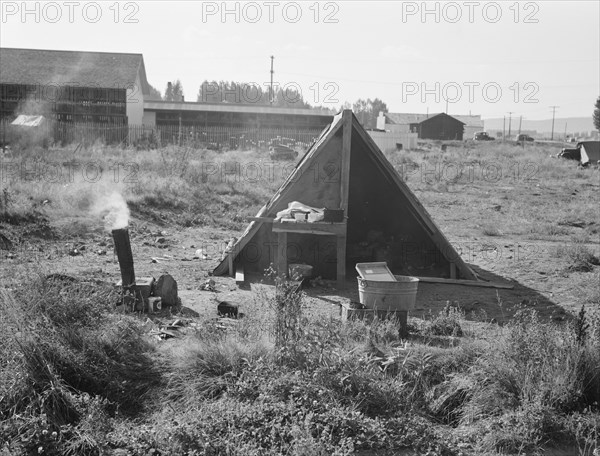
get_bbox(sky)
[1,0,599,120]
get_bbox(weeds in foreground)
[0,277,160,454]
[1,274,599,455]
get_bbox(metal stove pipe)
[111,228,136,292]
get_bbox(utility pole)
[269,55,274,105]
[550,106,559,140]
[518,115,523,135]
[519,116,525,148]
[564,122,568,140]
[507,112,513,138]
[503,116,506,141]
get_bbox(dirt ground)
[0,211,591,326]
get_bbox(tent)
[213,110,476,284]
[580,141,600,166]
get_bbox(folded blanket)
[275,201,325,222]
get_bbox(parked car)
[269,143,298,160]
[474,131,494,141]
[516,134,535,143]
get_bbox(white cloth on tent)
[275,201,325,222]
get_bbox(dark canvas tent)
[213,110,476,284]
[580,141,600,166]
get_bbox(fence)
[0,118,323,152]
[368,130,418,151]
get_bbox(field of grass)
[1,138,599,455]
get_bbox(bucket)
[289,264,313,280]
[357,275,419,311]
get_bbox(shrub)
[424,304,464,337]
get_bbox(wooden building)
[379,112,474,141]
[410,113,465,140]
[0,48,150,124]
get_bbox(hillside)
[483,116,597,136]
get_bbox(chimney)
[112,228,137,306]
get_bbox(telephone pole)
[507,112,514,137]
[518,115,523,135]
[269,55,274,105]
[550,106,559,140]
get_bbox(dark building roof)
[386,112,478,127]
[0,47,150,94]
[411,112,465,125]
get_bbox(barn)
[378,112,475,141]
[409,113,465,140]
[0,47,150,125]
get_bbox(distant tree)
[369,98,388,127]
[197,80,220,103]
[338,101,352,112]
[146,83,162,101]
[164,80,184,102]
[594,96,600,131]
[352,99,369,126]
[196,80,311,108]
[352,98,387,128]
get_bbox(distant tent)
[213,110,476,284]
[580,141,600,166]
[11,115,46,127]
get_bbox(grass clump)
[0,275,160,454]
[458,308,600,452]
[555,242,600,272]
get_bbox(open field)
[1,139,599,455]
